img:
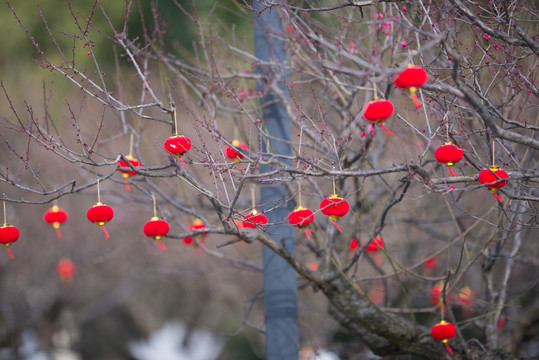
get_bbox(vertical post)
[253,2,299,360]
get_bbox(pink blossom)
[400,41,407,47]
[349,40,355,54]
[402,5,407,11]
[493,44,499,50]
[483,33,491,41]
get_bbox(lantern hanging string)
[173,107,178,134]
[2,199,6,225]
[492,140,496,167]
[372,69,378,100]
[128,133,134,157]
[97,178,101,204]
[152,194,157,217]
[251,186,256,210]
[298,182,302,207]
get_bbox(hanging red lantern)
[394,65,428,108]
[430,282,453,309]
[456,286,474,316]
[118,155,141,191]
[44,205,68,239]
[87,202,114,239]
[183,218,208,246]
[362,99,395,136]
[365,236,384,253]
[435,142,463,176]
[431,320,456,354]
[424,256,438,270]
[56,258,76,286]
[349,238,359,251]
[164,134,192,157]
[143,217,170,251]
[478,165,509,202]
[288,206,315,238]
[225,140,249,161]
[243,210,268,229]
[320,195,349,232]
[0,224,19,259]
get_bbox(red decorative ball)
[164,134,192,157]
[431,320,456,343]
[143,217,170,240]
[478,166,509,190]
[365,236,384,253]
[288,206,315,228]
[44,205,68,229]
[320,195,350,220]
[430,282,453,307]
[225,140,249,160]
[87,202,114,226]
[435,142,463,167]
[243,210,268,229]
[118,155,141,178]
[363,99,394,123]
[188,219,207,237]
[56,258,76,280]
[424,256,438,270]
[349,238,359,251]
[0,224,20,246]
[394,65,428,89]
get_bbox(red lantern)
[365,236,384,253]
[143,217,170,251]
[424,256,438,270]
[225,140,249,161]
[44,205,68,239]
[56,258,76,286]
[349,238,359,251]
[164,134,191,157]
[430,282,453,309]
[456,286,474,316]
[431,320,456,354]
[87,202,114,239]
[288,206,315,238]
[242,210,268,229]
[362,99,395,136]
[0,224,19,259]
[478,165,509,202]
[183,219,208,246]
[435,142,463,176]
[118,155,141,191]
[394,65,428,108]
[320,195,349,232]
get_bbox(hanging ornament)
[320,195,349,232]
[243,210,268,229]
[365,236,384,253]
[431,320,456,354]
[288,206,315,238]
[118,155,141,191]
[87,202,114,239]
[183,219,208,246]
[0,201,18,259]
[44,205,68,239]
[143,217,170,251]
[0,224,19,259]
[56,258,76,286]
[394,65,428,109]
[424,256,438,270]
[362,99,395,136]
[430,282,453,309]
[225,140,249,161]
[349,238,359,251]
[164,134,192,157]
[478,165,509,202]
[435,142,463,176]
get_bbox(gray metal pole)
[253,2,299,360]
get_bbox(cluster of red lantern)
[435,142,464,176]
[431,320,456,354]
[288,206,315,238]
[225,140,249,161]
[320,194,350,232]
[44,205,68,239]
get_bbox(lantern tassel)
[379,123,394,136]
[332,219,343,232]
[124,178,131,191]
[373,253,383,265]
[492,192,504,202]
[410,93,422,109]
[157,240,167,251]
[55,228,63,239]
[5,247,14,259]
[444,343,454,354]
[179,159,185,169]
[100,226,110,240]
[303,228,314,239]
[448,167,456,177]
